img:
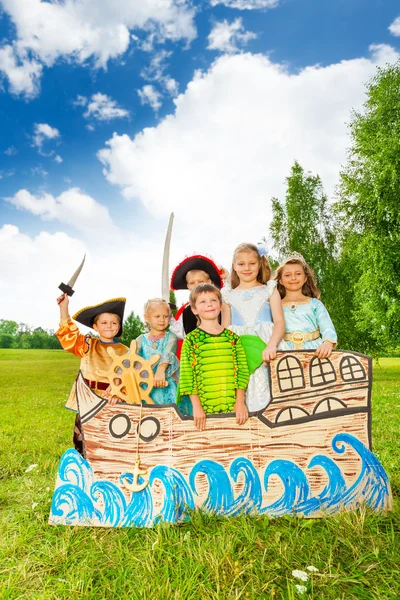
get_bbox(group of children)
[56,244,337,446]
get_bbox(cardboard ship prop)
[49,343,392,528]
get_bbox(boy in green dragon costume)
[178,283,249,431]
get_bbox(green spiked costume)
[178,328,250,414]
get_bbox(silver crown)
[283,251,306,266]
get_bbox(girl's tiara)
[283,251,306,266]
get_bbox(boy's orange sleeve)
[56,319,88,358]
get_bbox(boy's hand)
[314,341,334,359]
[262,344,277,364]
[234,401,248,425]
[193,404,206,431]
[104,386,121,405]
[57,293,69,307]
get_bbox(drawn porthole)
[137,417,160,442]
[313,397,347,414]
[310,357,336,387]
[275,406,309,423]
[276,355,305,393]
[340,356,366,382]
[109,414,131,439]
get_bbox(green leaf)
[240,335,266,375]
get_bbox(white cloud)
[4,146,17,156]
[208,18,257,53]
[0,45,42,98]
[389,16,400,37]
[73,95,88,107]
[0,169,15,179]
[138,84,162,112]
[32,123,60,154]
[54,155,63,164]
[140,50,178,97]
[141,49,171,81]
[0,224,87,327]
[0,219,191,331]
[6,187,118,238]
[82,93,129,121]
[0,0,196,97]
[210,0,279,8]
[98,44,399,255]
[163,76,179,96]
[30,167,48,177]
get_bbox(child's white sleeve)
[169,314,185,340]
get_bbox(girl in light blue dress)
[136,298,179,405]
[221,243,288,411]
[274,253,337,357]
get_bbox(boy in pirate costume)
[169,254,226,339]
[56,293,128,455]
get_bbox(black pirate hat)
[170,255,224,290]
[72,297,126,338]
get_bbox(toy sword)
[59,254,86,296]
[162,213,174,302]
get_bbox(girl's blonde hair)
[230,243,271,289]
[274,258,320,299]
[189,283,222,325]
[143,298,169,323]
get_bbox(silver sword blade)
[162,213,174,302]
[67,254,86,288]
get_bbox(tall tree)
[270,161,335,287]
[269,161,336,298]
[336,61,400,348]
[120,311,145,347]
[269,160,377,353]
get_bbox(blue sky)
[1,0,400,328]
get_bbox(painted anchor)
[121,458,149,493]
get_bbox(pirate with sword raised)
[55,255,128,455]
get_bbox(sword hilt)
[59,282,75,296]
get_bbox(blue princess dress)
[136,331,179,405]
[222,281,288,412]
[282,298,337,350]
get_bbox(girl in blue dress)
[221,243,287,411]
[274,253,337,358]
[136,298,179,405]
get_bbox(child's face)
[233,251,259,283]
[192,292,221,322]
[145,303,170,333]
[92,312,120,341]
[186,270,211,291]
[280,263,307,292]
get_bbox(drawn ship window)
[310,357,336,387]
[138,417,160,442]
[109,414,131,439]
[313,397,347,414]
[275,406,309,423]
[276,356,305,392]
[340,356,366,382]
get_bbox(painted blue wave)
[49,434,391,527]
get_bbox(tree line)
[1,62,399,356]
[269,61,400,356]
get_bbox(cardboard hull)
[49,351,392,527]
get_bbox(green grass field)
[1,350,399,599]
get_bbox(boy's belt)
[84,378,109,391]
[283,329,320,349]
